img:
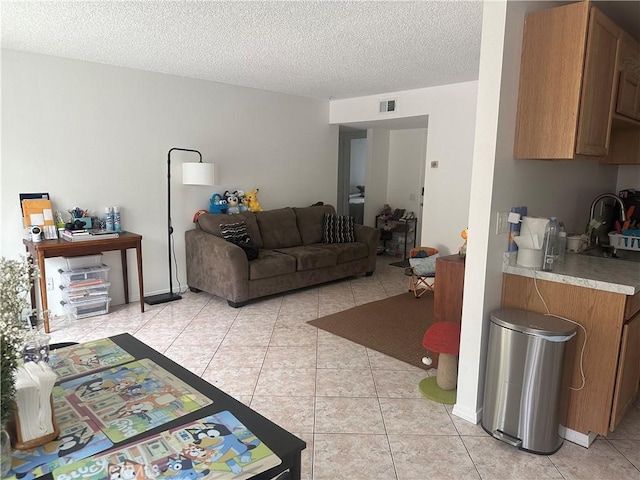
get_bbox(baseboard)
[452,403,482,425]
[559,425,597,448]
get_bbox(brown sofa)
[185,204,380,307]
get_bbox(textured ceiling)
[1,1,484,100]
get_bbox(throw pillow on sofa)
[220,221,259,261]
[323,214,355,243]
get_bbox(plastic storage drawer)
[63,297,112,320]
[59,265,110,288]
[60,281,111,303]
[63,254,103,270]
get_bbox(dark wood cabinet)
[434,254,465,324]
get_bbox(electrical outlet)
[46,277,54,291]
[496,211,510,234]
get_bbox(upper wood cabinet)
[514,3,621,159]
[614,32,640,121]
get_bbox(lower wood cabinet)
[501,273,639,437]
[434,254,465,324]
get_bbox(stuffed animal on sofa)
[226,191,241,215]
[209,193,228,214]
[246,189,263,212]
[236,190,249,212]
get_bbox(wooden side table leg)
[36,253,50,333]
[121,249,129,304]
[136,241,145,313]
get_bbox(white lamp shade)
[183,162,215,186]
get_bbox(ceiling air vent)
[379,99,396,113]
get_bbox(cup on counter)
[567,235,583,252]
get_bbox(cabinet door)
[610,312,640,431]
[575,8,620,156]
[434,255,465,324]
[616,71,640,120]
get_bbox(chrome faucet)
[587,193,626,247]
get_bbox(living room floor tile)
[208,345,267,369]
[389,434,480,480]
[201,366,261,397]
[219,324,274,346]
[444,404,487,436]
[462,436,563,479]
[270,323,319,347]
[313,433,396,480]
[608,439,640,470]
[367,349,427,371]
[250,395,315,434]
[163,344,216,376]
[547,437,640,480]
[372,369,427,398]
[276,310,320,325]
[293,432,314,480]
[254,368,317,397]
[263,345,317,369]
[315,397,385,434]
[316,340,370,369]
[379,397,457,435]
[316,368,376,397]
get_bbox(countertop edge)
[502,253,638,296]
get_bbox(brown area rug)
[308,291,435,370]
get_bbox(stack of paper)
[14,362,57,442]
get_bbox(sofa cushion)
[197,212,263,248]
[249,249,296,280]
[255,208,302,249]
[294,204,336,245]
[313,242,369,264]
[274,246,338,271]
[323,214,355,243]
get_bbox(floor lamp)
[144,147,215,305]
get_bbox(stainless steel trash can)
[481,308,577,454]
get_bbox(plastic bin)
[63,254,103,270]
[59,265,110,288]
[62,296,111,320]
[60,281,111,303]
[482,308,577,454]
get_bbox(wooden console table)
[23,232,145,333]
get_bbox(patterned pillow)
[220,221,251,244]
[322,214,355,243]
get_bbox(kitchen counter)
[503,252,640,295]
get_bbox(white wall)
[455,1,625,424]
[331,82,478,255]
[1,50,337,315]
[363,129,390,226]
[617,165,640,192]
[387,129,426,224]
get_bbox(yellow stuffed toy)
[246,188,263,212]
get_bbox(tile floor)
[47,257,640,480]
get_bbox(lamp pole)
[144,147,203,305]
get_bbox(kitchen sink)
[578,246,640,263]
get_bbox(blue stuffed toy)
[209,193,228,214]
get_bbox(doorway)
[337,127,367,223]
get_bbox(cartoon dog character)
[107,459,152,480]
[160,454,209,479]
[11,427,95,474]
[185,422,259,474]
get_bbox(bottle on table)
[542,216,559,272]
